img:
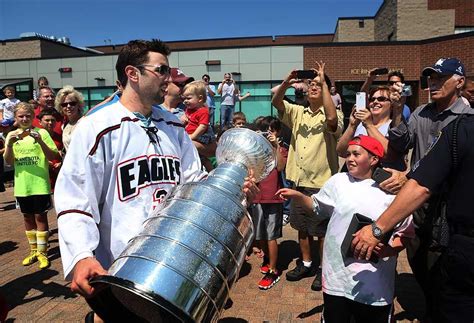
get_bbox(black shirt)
[408,114,474,228]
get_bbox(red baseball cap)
[348,135,384,158]
[170,68,194,84]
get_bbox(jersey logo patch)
[117,154,181,201]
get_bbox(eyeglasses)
[369,96,390,103]
[61,101,77,108]
[137,64,171,75]
[388,81,397,85]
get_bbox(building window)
[359,20,364,28]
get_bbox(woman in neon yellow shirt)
[4,102,60,270]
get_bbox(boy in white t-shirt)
[277,135,414,323]
[0,86,20,128]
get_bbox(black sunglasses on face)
[137,64,171,75]
[369,96,390,103]
[61,101,78,107]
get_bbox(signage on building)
[350,68,404,75]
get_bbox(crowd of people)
[0,38,473,322]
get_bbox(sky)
[0,0,383,48]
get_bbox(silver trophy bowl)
[88,128,276,322]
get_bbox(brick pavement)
[0,186,425,322]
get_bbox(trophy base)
[88,275,192,323]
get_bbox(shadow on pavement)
[0,269,77,310]
[394,272,425,321]
[277,240,299,271]
[297,304,323,319]
[237,261,251,280]
[0,241,18,256]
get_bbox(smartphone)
[401,84,412,97]
[296,70,317,80]
[420,76,429,90]
[372,67,389,75]
[372,167,392,184]
[355,92,366,111]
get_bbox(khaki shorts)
[289,186,328,237]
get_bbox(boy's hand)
[243,171,259,203]
[275,188,303,200]
[373,243,397,258]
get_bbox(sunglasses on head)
[369,96,390,103]
[137,64,171,75]
[61,101,77,108]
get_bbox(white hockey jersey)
[55,100,206,279]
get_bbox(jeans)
[220,104,234,127]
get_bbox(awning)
[0,78,33,88]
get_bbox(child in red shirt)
[250,116,288,290]
[182,81,216,171]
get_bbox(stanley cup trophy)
[87,128,276,322]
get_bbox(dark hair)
[202,74,210,80]
[115,39,171,88]
[232,111,247,122]
[323,74,332,88]
[37,108,57,121]
[255,116,281,133]
[38,76,49,85]
[388,71,405,83]
[369,85,390,98]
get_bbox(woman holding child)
[277,135,414,322]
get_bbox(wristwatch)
[371,222,384,239]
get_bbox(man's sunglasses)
[369,96,390,103]
[137,64,171,75]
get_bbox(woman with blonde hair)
[55,85,84,152]
[4,102,60,270]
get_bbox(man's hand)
[312,61,326,83]
[70,257,108,298]
[352,224,380,260]
[379,168,407,194]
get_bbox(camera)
[401,84,412,97]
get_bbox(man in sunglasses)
[366,58,473,320]
[54,40,210,318]
[32,86,64,137]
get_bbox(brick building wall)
[374,0,397,41]
[304,32,474,103]
[397,0,455,40]
[428,0,474,26]
[40,41,92,58]
[0,40,41,59]
[334,19,375,42]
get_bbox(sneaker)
[260,263,270,274]
[36,252,50,270]
[282,213,290,226]
[286,261,314,281]
[311,267,322,291]
[22,251,37,266]
[258,269,280,290]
